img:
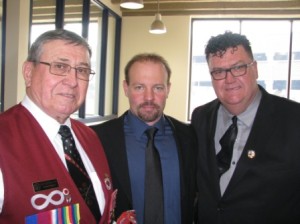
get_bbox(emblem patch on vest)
[30,188,71,210]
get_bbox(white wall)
[5,0,30,110]
[119,15,191,122]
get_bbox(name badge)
[32,179,59,192]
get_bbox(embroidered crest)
[30,188,71,210]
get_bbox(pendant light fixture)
[149,0,167,34]
[120,0,144,9]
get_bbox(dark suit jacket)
[91,112,197,224]
[191,86,300,224]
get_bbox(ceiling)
[31,0,300,23]
[111,0,300,17]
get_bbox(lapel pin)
[104,174,112,190]
[247,150,256,159]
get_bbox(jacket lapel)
[207,101,224,198]
[107,113,133,204]
[224,88,276,195]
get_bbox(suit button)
[217,205,224,212]
[217,208,223,212]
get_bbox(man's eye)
[76,67,89,74]
[233,64,246,71]
[134,85,144,91]
[154,86,164,92]
[212,70,223,75]
[53,63,67,70]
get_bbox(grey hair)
[27,29,92,62]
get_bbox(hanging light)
[149,0,166,34]
[120,0,144,9]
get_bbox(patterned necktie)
[144,127,164,224]
[217,116,238,177]
[58,125,101,222]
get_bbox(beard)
[137,101,162,123]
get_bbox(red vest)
[0,104,114,223]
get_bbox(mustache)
[139,101,159,108]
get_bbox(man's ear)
[22,61,34,87]
[123,80,129,97]
[166,82,171,98]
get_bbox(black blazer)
[191,86,300,224]
[91,112,197,224]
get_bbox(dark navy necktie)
[144,127,164,224]
[217,116,238,177]
[59,125,101,222]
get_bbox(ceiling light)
[149,13,167,34]
[149,0,166,34]
[120,0,144,9]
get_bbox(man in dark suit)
[91,53,197,224]
[191,31,300,224]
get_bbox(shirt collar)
[126,110,165,138]
[238,90,262,127]
[220,89,262,128]
[21,95,71,141]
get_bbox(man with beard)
[91,53,197,224]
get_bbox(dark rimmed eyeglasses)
[210,61,255,80]
[32,61,95,81]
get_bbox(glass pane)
[85,2,103,117]
[64,0,83,25]
[30,0,56,44]
[189,20,240,119]
[242,20,291,98]
[64,0,83,35]
[103,14,116,116]
[189,19,300,120]
[290,21,300,103]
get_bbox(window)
[30,0,121,123]
[189,19,300,119]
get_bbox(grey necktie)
[144,127,164,224]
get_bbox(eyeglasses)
[34,61,95,81]
[210,61,255,80]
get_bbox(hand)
[116,210,137,224]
